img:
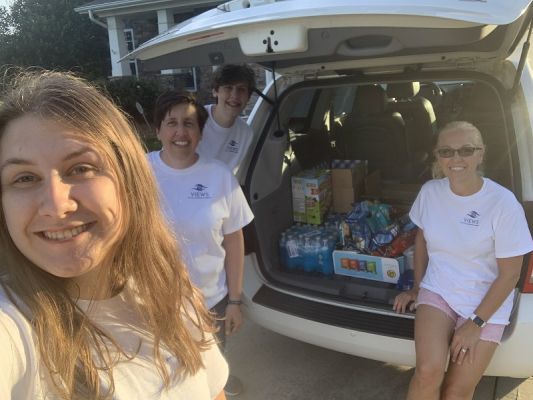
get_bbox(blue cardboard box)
[332,250,403,284]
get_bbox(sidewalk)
[226,318,533,400]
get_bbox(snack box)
[291,169,331,224]
[291,175,307,223]
[332,250,404,284]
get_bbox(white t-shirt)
[147,152,254,308]
[410,177,533,324]
[196,104,254,175]
[0,287,228,399]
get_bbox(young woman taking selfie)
[0,71,227,399]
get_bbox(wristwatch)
[469,313,487,328]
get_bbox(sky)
[0,0,13,9]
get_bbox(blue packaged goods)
[371,222,400,249]
[372,232,395,247]
[350,221,372,252]
[302,236,317,273]
[285,235,300,269]
[317,238,335,275]
[366,202,391,233]
[372,228,417,257]
[403,245,415,270]
[345,201,370,222]
[279,233,289,268]
[396,269,414,291]
[331,159,364,169]
[279,223,338,275]
[398,214,417,232]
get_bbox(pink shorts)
[415,288,506,344]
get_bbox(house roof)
[75,0,223,15]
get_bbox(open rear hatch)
[129,0,533,78]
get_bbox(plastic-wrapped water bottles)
[279,232,288,267]
[319,238,335,275]
[285,234,300,270]
[278,222,339,275]
[302,236,315,272]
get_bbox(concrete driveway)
[226,318,533,400]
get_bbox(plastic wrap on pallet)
[331,159,360,169]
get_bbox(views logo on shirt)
[225,139,240,154]
[461,210,480,226]
[188,184,212,199]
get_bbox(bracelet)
[227,299,242,305]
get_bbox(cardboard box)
[332,250,404,283]
[291,175,307,223]
[291,169,332,224]
[331,161,366,188]
[332,187,356,213]
[364,169,382,198]
[304,169,331,225]
[306,188,331,224]
[331,161,366,213]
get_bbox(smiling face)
[213,82,251,121]
[0,115,122,292]
[157,103,202,169]
[435,125,484,185]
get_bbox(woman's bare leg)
[407,305,455,400]
[441,340,497,400]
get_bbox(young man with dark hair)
[197,64,256,175]
[196,64,256,397]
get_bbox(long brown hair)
[0,70,214,399]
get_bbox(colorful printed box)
[291,169,332,224]
[332,250,404,283]
[291,175,307,223]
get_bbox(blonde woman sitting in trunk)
[393,121,532,400]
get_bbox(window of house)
[175,67,198,91]
[124,28,138,77]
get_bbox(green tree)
[0,6,12,59]
[0,6,10,37]
[1,0,110,79]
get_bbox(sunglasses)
[435,146,482,158]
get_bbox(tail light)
[522,254,533,293]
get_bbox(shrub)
[143,136,162,152]
[102,76,164,127]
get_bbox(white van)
[131,0,533,378]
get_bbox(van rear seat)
[336,84,408,180]
[387,82,437,181]
[456,83,513,189]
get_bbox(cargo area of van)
[245,77,517,336]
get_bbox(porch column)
[107,16,131,77]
